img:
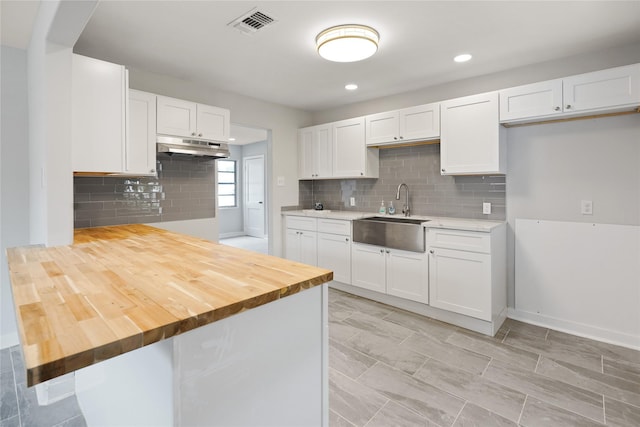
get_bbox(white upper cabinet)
[365,103,440,146]
[72,54,128,174]
[499,80,563,121]
[563,63,640,113]
[298,124,332,179]
[333,117,379,178]
[127,90,157,176]
[440,92,506,175]
[157,95,230,141]
[500,63,640,123]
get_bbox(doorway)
[244,155,266,238]
[218,124,269,254]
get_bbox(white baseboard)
[508,308,640,351]
[219,232,246,239]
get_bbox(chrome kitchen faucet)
[396,183,410,217]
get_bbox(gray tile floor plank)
[519,396,605,427]
[451,402,518,427]
[365,400,437,427]
[1,369,18,421]
[502,318,549,339]
[329,338,378,380]
[402,331,491,375]
[446,330,539,371]
[546,330,640,366]
[0,416,20,427]
[358,362,465,426]
[329,367,388,427]
[345,330,428,375]
[382,309,458,341]
[341,312,414,344]
[604,396,640,427]
[503,330,603,372]
[536,356,640,407]
[484,359,605,423]
[329,409,356,427]
[16,383,84,427]
[414,358,526,422]
[603,357,640,385]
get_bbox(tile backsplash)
[299,144,506,221]
[74,154,216,228]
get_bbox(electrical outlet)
[482,202,491,215]
[277,176,285,186]
[350,197,356,207]
[581,200,593,215]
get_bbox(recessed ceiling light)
[345,83,358,91]
[454,53,472,63]
[316,24,379,62]
[228,137,236,142]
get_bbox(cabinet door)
[386,249,429,304]
[299,231,318,266]
[399,103,440,141]
[196,104,230,140]
[72,54,127,173]
[429,247,491,320]
[127,90,157,175]
[440,92,504,175]
[499,80,563,122]
[298,127,315,179]
[314,124,333,178]
[333,118,366,177]
[351,243,386,293]
[317,233,351,284]
[157,96,196,137]
[365,111,399,145]
[285,229,301,262]
[563,63,640,113]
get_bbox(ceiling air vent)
[228,8,277,35]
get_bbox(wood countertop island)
[6,224,332,387]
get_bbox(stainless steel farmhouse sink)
[353,216,428,252]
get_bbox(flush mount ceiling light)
[316,24,379,62]
[345,83,358,90]
[454,53,472,63]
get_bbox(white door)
[244,155,265,238]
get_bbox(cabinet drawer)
[317,219,351,236]
[427,228,490,253]
[286,216,317,231]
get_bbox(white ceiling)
[3,1,640,113]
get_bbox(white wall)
[312,43,640,124]
[218,144,244,238]
[506,115,640,308]
[1,46,30,348]
[128,69,312,256]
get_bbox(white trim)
[508,308,640,351]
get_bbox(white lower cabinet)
[351,243,428,304]
[284,216,317,265]
[428,247,491,320]
[316,218,352,284]
[427,226,506,322]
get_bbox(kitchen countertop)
[6,224,332,386]
[282,210,504,232]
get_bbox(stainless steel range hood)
[157,136,230,158]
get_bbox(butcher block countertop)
[6,224,332,387]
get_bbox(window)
[217,160,237,207]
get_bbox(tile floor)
[3,288,638,427]
[328,288,640,427]
[0,346,85,427]
[219,235,268,254]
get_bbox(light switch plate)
[277,176,285,186]
[350,197,356,206]
[482,202,491,215]
[581,200,593,215]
